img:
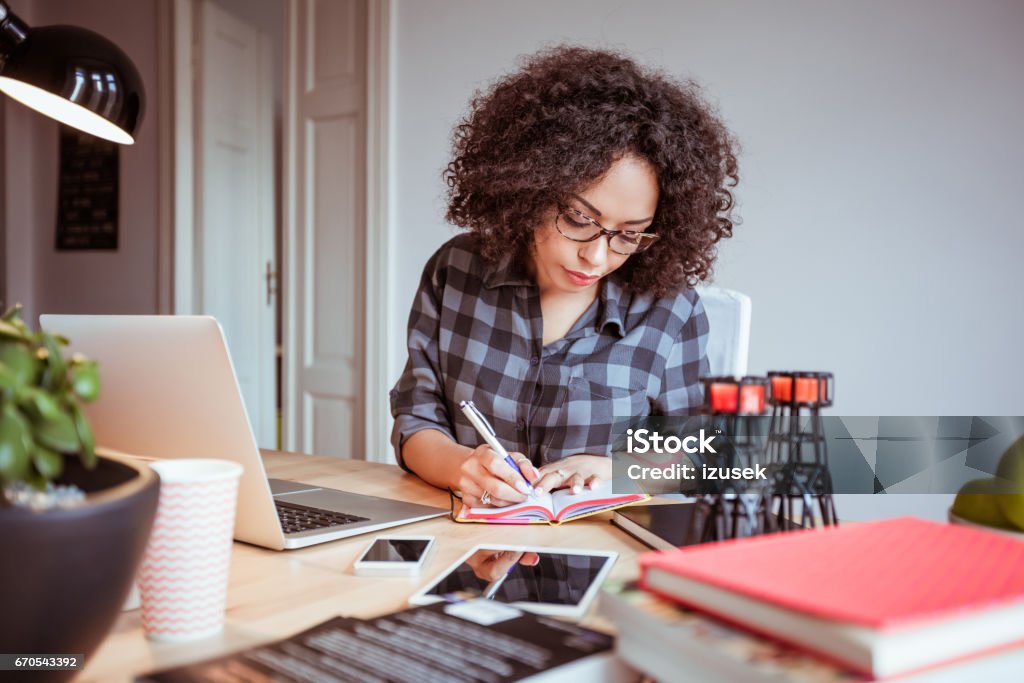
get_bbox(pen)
[482,569,511,600]
[459,400,536,496]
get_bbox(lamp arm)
[0,1,29,66]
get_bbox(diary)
[456,479,649,525]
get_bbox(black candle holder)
[766,371,838,529]
[685,376,778,544]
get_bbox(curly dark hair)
[444,45,739,297]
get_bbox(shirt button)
[529,355,539,366]
[516,419,526,431]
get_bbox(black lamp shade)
[0,25,144,144]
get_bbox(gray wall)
[391,0,1024,519]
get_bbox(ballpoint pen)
[459,400,536,496]
[482,567,512,600]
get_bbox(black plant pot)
[0,453,160,682]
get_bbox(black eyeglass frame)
[555,206,660,255]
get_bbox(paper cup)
[138,459,243,641]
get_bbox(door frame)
[157,0,394,461]
[362,0,394,463]
[0,98,6,311]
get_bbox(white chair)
[695,286,751,377]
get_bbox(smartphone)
[353,535,436,576]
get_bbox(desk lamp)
[0,0,144,143]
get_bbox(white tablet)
[409,544,618,619]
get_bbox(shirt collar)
[598,276,627,337]
[482,253,534,289]
[483,254,629,338]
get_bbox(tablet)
[409,544,618,619]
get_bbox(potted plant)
[0,305,160,682]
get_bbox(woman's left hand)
[535,455,611,494]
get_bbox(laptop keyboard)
[275,500,370,534]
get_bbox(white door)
[195,1,276,447]
[283,0,367,458]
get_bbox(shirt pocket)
[544,374,649,461]
[566,377,649,424]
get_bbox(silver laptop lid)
[39,315,286,550]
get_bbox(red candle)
[795,376,819,403]
[771,375,792,402]
[739,383,765,414]
[709,381,739,413]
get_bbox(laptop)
[39,315,446,550]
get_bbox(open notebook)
[456,480,649,525]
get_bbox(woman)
[390,46,738,508]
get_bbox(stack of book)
[601,517,1024,681]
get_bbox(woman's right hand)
[457,445,540,507]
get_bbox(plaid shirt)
[390,234,709,469]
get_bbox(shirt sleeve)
[652,293,710,416]
[389,250,456,472]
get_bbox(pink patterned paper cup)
[139,459,243,642]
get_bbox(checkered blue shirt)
[390,234,709,469]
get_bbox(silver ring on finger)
[480,489,492,506]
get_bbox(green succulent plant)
[0,304,99,494]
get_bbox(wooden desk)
[80,450,650,682]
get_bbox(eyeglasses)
[555,207,660,255]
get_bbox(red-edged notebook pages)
[456,480,648,525]
[639,517,1024,678]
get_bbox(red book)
[638,517,1024,679]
